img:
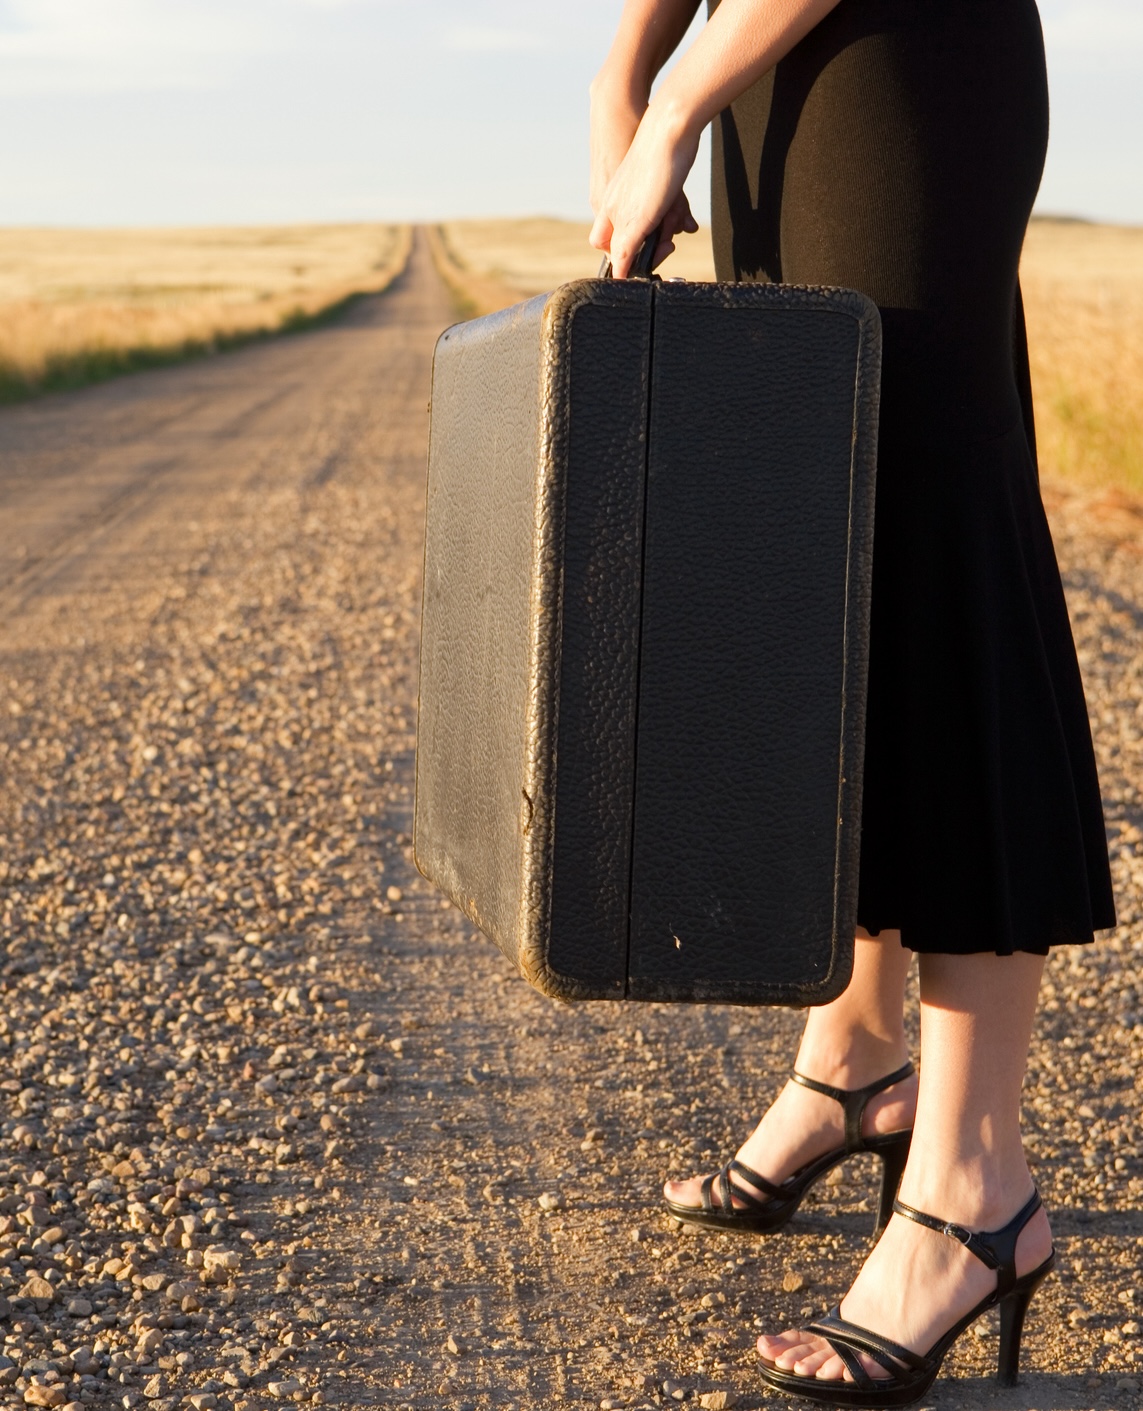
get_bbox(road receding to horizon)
[0,229,1141,1410]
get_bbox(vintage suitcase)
[415,267,881,1006]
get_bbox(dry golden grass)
[0,223,410,401]
[442,215,1143,499]
[1021,219,1143,498]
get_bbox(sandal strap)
[696,1159,790,1217]
[718,1164,735,1215]
[718,1160,787,1212]
[808,1308,932,1377]
[892,1188,1043,1300]
[826,1337,878,1391]
[792,1060,915,1153]
[727,1158,788,1203]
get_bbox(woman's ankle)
[795,1021,911,1090]
[897,1149,1036,1229]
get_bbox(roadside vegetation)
[0,223,410,403]
[1022,219,1143,498]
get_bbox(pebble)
[20,1275,55,1303]
[137,1328,164,1357]
[23,1387,68,1408]
[699,1395,738,1411]
[538,1192,564,1212]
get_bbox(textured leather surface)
[628,282,879,1003]
[415,276,880,1005]
[415,295,549,967]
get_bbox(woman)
[589,0,1116,1402]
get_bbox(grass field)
[0,223,409,402]
[442,216,1143,499]
[1021,220,1143,498]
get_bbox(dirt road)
[0,230,1141,1411]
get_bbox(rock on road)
[0,229,1141,1411]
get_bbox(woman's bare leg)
[758,950,1054,1381]
[665,931,916,1209]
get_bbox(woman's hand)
[590,99,701,277]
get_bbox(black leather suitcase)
[415,271,881,1005]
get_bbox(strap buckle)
[942,1221,973,1245]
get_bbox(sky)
[0,0,1140,228]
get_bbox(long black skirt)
[709,0,1116,954]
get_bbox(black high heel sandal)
[757,1188,1056,1407]
[663,1061,915,1239]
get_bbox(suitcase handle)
[597,222,664,280]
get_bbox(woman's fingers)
[605,221,675,278]
[589,213,614,254]
[658,193,698,253]
[609,233,640,279]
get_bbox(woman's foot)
[663,1062,917,1212]
[756,1184,1054,1382]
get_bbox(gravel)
[0,237,1139,1410]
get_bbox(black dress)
[709,0,1116,954]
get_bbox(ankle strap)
[892,1189,1042,1300]
[791,1060,915,1154]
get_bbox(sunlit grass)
[1021,219,1143,498]
[0,223,410,402]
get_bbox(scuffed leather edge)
[514,279,653,1002]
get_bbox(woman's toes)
[756,1329,803,1359]
[790,1342,842,1376]
[663,1176,701,1205]
[773,1337,824,1371]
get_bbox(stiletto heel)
[759,1188,1056,1406]
[997,1267,1050,1387]
[870,1131,911,1240]
[664,1061,915,1238]
[997,1288,1029,1387]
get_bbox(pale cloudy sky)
[0,0,1139,227]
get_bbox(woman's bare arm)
[592,0,702,110]
[589,0,702,257]
[591,0,843,276]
